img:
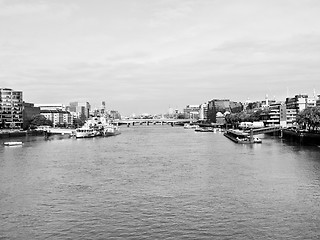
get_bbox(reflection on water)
[1,126,320,239]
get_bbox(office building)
[22,102,40,129]
[285,94,316,112]
[35,104,66,111]
[207,99,242,123]
[69,101,91,119]
[183,105,200,120]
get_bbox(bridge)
[112,118,192,126]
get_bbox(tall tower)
[102,101,106,115]
[265,94,269,106]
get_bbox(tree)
[73,118,85,128]
[176,113,186,119]
[0,119,5,129]
[30,114,53,127]
[225,113,241,128]
[296,107,320,132]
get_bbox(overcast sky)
[1,0,320,115]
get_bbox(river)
[1,125,320,239]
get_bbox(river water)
[1,125,320,239]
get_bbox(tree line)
[225,107,320,133]
[225,109,270,129]
[296,107,320,133]
[24,114,85,129]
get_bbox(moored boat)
[184,123,199,129]
[102,124,121,136]
[75,127,97,138]
[195,126,214,132]
[224,129,262,144]
[3,141,23,146]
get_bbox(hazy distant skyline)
[1,0,320,115]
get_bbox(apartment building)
[265,102,297,127]
[199,103,208,121]
[285,94,316,112]
[0,88,23,128]
[35,103,73,126]
[41,110,73,127]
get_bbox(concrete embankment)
[0,130,44,138]
[0,130,26,138]
[282,129,320,145]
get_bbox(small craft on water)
[3,141,23,146]
[184,123,199,129]
[102,124,121,136]
[195,126,214,132]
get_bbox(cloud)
[1,0,320,115]
[147,0,195,27]
[0,0,78,20]
[0,0,49,16]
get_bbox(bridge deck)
[244,126,282,135]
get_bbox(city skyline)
[1,0,320,115]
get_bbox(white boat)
[3,141,23,146]
[103,124,121,136]
[184,123,198,129]
[75,127,97,138]
[195,126,214,132]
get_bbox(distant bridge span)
[113,118,192,126]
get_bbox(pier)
[224,126,282,144]
[45,128,73,135]
[244,126,282,135]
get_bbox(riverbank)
[0,130,26,138]
[0,130,44,138]
[282,129,320,145]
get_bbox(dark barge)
[224,129,262,144]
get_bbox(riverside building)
[285,94,316,112]
[199,103,208,121]
[183,105,200,120]
[40,110,73,127]
[264,102,296,127]
[207,99,242,123]
[22,102,40,129]
[35,103,73,127]
[0,88,23,128]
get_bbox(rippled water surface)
[1,126,320,239]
